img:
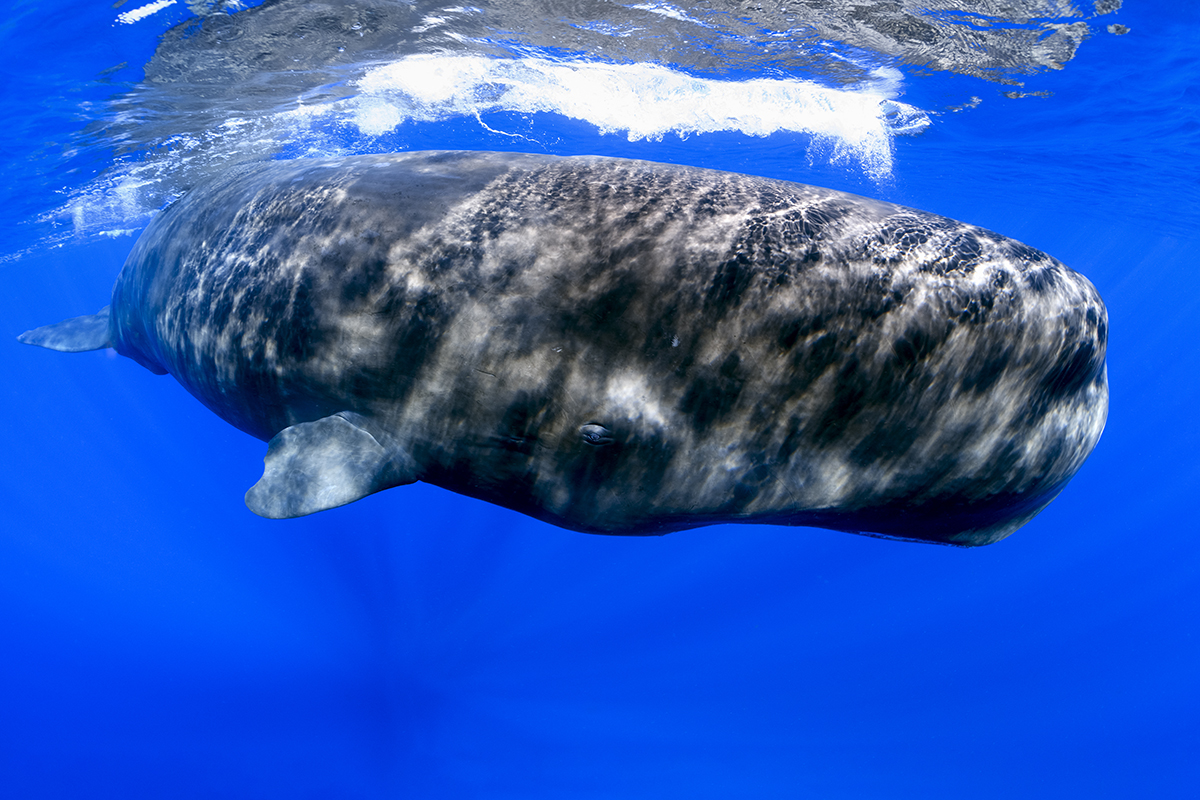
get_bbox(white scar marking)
[604,371,668,428]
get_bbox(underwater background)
[1,1,1196,797]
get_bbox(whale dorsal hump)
[18,307,112,352]
[245,412,418,519]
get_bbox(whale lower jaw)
[441,482,1068,546]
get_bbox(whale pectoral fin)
[18,306,112,352]
[245,412,418,519]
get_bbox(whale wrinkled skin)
[20,152,1107,545]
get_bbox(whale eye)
[579,423,615,447]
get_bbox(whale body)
[20,152,1108,545]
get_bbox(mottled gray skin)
[22,152,1108,545]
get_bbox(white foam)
[45,53,931,242]
[116,0,177,25]
[628,3,713,28]
[353,55,928,181]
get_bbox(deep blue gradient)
[1,2,1197,798]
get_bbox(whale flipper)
[245,412,418,519]
[18,307,112,352]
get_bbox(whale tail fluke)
[18,306,112,352]
[246,412,418,518]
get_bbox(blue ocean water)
[1,1,1196,797]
